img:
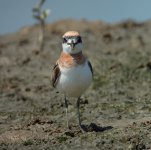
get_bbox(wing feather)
[51,62,61,88]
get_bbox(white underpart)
[57,61,92,97]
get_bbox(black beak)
[68,40,75,49]
[71,42,75,49]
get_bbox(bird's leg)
[64,95,69,129]
[76,97,85,132]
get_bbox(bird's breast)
[57,61,92,97]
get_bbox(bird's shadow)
[64,123,113,137]
[81,123,113,132]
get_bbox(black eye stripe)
[77,36,82,43]
[63,38,67,43]
[62,36,82,43]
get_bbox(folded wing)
[51,62,61,88]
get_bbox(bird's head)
[62,31,83,54]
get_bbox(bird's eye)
[63,38,67,43]
[77,36,82,43]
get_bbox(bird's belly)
[57,64,92,97]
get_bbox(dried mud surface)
[1,19,151,149]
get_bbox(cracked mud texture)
[1,19,151,149]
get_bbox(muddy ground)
[1,19,151,149]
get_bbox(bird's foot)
[79,124,87,133]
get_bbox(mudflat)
[1,20,151,149]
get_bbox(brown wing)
[51,62,61,88]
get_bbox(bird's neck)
[70,51,83,57]
[58,51,86,67]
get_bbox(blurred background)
[0,0,151,35]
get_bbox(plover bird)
[51,31,93,131]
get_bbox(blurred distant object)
[32,0,50,51]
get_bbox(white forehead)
[67,38,77,42]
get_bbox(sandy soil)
[1,19,151,149]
